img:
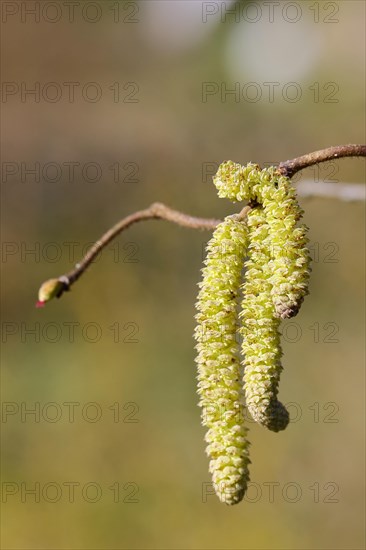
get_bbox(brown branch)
[67,203,220,285]
[278,144,366,178]
[65,202,220,285]
[36,203,222,305]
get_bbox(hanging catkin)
[213,161,311,318]
[194,215,251,504]
[240,207,289,432]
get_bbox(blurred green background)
[1,1,365,548]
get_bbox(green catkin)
[213,161,261,203]
[194,215,251,505]
[213,161,310,429]
[240,208,289,432]
[214,161,311,319]
[257,168,311,319]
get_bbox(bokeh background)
[1,1,365,548]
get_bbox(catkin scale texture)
[214,161,311,319]
[194,216,251,505]
[240,208,289,432]
[258,169,311,319]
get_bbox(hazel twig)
[36,203,221,306]
[278,144,366,178]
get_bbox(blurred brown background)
[1,1,365,548]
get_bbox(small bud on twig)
[36,276,69,308]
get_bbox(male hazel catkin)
[194,215,251,505]
[194,161,311,503]
[240,207,289,432]
[213,161,311,319]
